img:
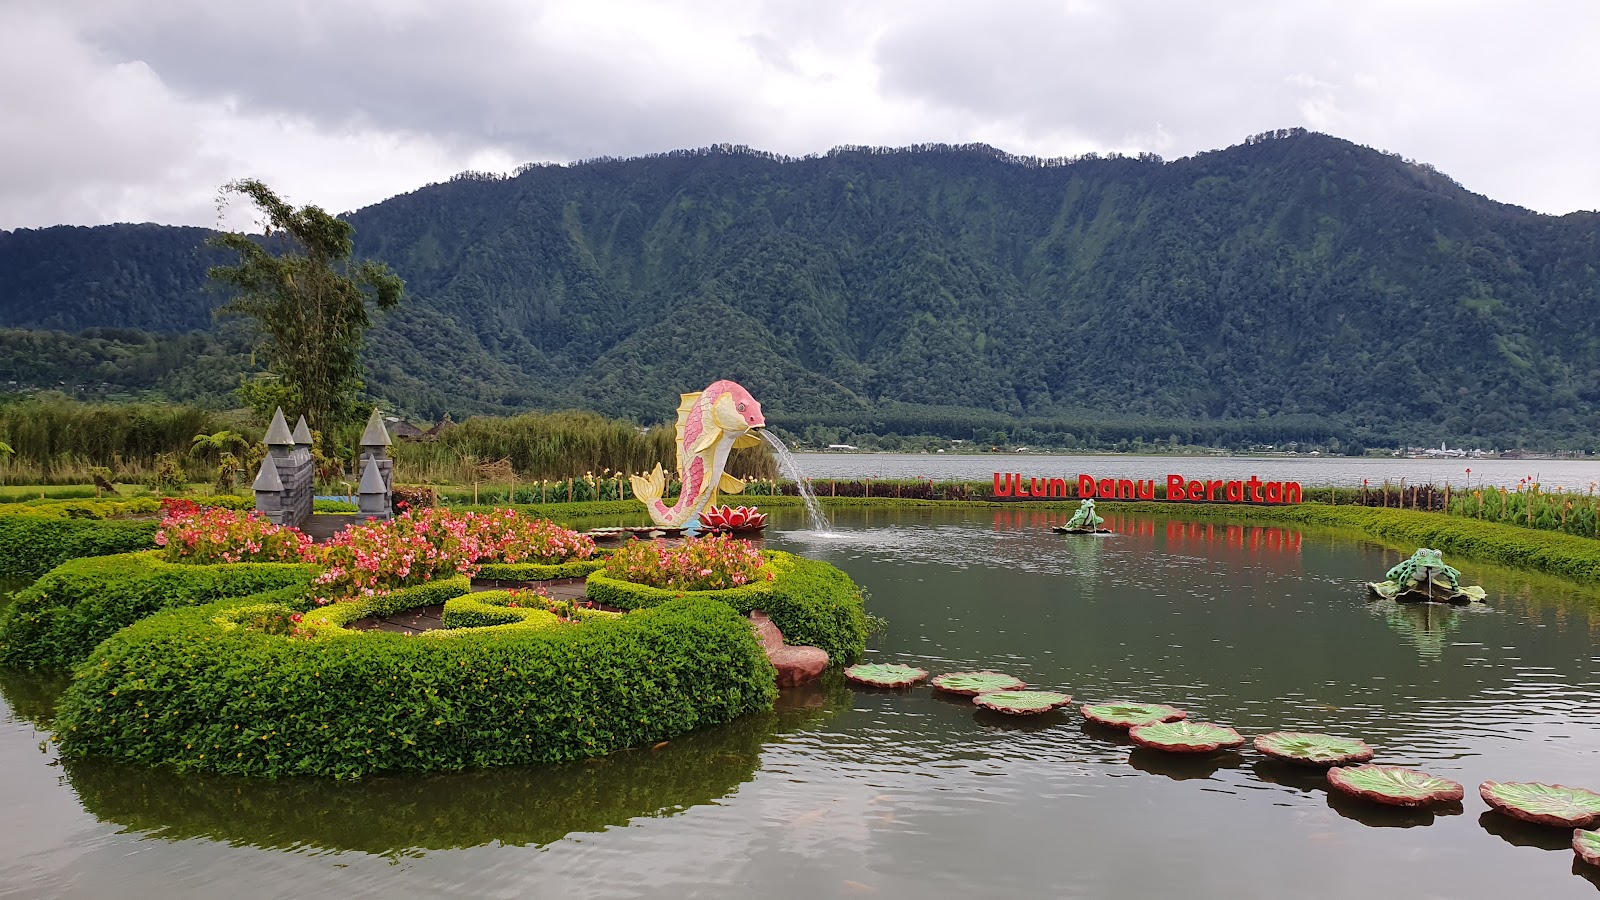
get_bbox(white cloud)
[2,0,1598,227]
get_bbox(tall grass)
[0,397,239,484]
[387,411,776,484]
[1446,480,1600,539]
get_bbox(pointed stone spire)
[359,457,386,494]
[265,407,294,447]
[290,415,312,447]
[253,458,283,492]
[359,407,391,451]
[358,457,390,520]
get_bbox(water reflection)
[63,677,849,855]
[1476,809,1579,852]
[1326,791,1465,829]
[1127,748,1246,781]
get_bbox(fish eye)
[737,403,746,412]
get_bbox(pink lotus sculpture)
[698,505,768,533]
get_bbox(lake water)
[790,452,1600,492]
[2,508,1599,898]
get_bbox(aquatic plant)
[1479,781,1600,828]
[1127,721,1244,753]
[1253,732,1374,767]
[844,663,928,688]
[1576,829,1600,868]
[1325,765,1464,807]
[930,671,1026,696]
[973,690,1072,715]
[1080,702,1187,729]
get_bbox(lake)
[2,507,1598,898]
[789,452,1600,492]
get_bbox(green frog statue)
[1367,548,1487,604]
[1053,498,1109,534]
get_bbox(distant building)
[826,444,858,451]
[384,417,426,441]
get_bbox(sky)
[3,0,1598,230]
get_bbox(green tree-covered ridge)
[2,130,1597,447]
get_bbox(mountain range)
[2,128,1597,449]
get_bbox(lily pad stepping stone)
[844,663,929,688]
[973,690,1072,716]
[1479,781,1600,828]
[1081,702,1187,729]
[1326,765,1464,807]
[931,671,1025,696]
[1128,721,1244,753]
[1576,829,1600,868]
[1254,732,1375,767]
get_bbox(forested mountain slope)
[2,129,1597,447]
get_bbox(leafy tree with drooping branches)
[208,179,404,434]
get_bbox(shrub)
[601,534,767,591]
[156,505,315,565]
[585,550,866,661]
[0,552,313,669]
[55,593,776,779]
[472,559,607,582]
[0,515,158,582]
[438,589,618,631]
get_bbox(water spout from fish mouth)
[760,430,835,536]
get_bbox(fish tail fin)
[630,464,666,505]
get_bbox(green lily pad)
[1326,765,1464,807]
[1576,829,1600,868]
[1480,781,1600,828]
[844,663,929,688]
[930,671,1026,696]
[973,691,1072,715]
[1081,702,1187,729]
[1127,721,1244,753]
[1253,732,1375,767]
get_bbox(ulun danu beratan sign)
[992,472,1303,504]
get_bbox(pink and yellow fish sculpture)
[631,380,766,528]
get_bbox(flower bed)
[584,550,867,661]
[54,589,776,779]
[156,504,314,565]
[600,534,766,591]
[312,508,595,606]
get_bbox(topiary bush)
[0,515,159,582]
[54,593,777,779]
[584,550,866,661]
[472,559,607,582]
[0,552,313,669]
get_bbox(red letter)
[1049,478,1066,498]
[993,472,1012,497]
[1098,479,1115,497]
[1207,480,1223,501]
[1116,479,1135,499]
[1167,475,1187,500]
[1137,479,1155,499]
[1285,482,1302,503]
[1265,481,1283,503]
[1032,477,1049,497]
[1187,480,1204,501]
[1226,481,1244,502]
[1248,476,1264,502]
[1017,475,1031,497]
[1078,474,1096,498]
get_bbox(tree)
[208,179,403,433]
[189,429,248,463]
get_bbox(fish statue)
[631,380,765,528]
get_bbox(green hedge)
[440,591,564,630]
[584,550,866,661]
[0,515,159,582]
[0,552,313,670]
[472,559,607,582]
[55,592,777,779]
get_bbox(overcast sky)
[3,0,1597,230]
